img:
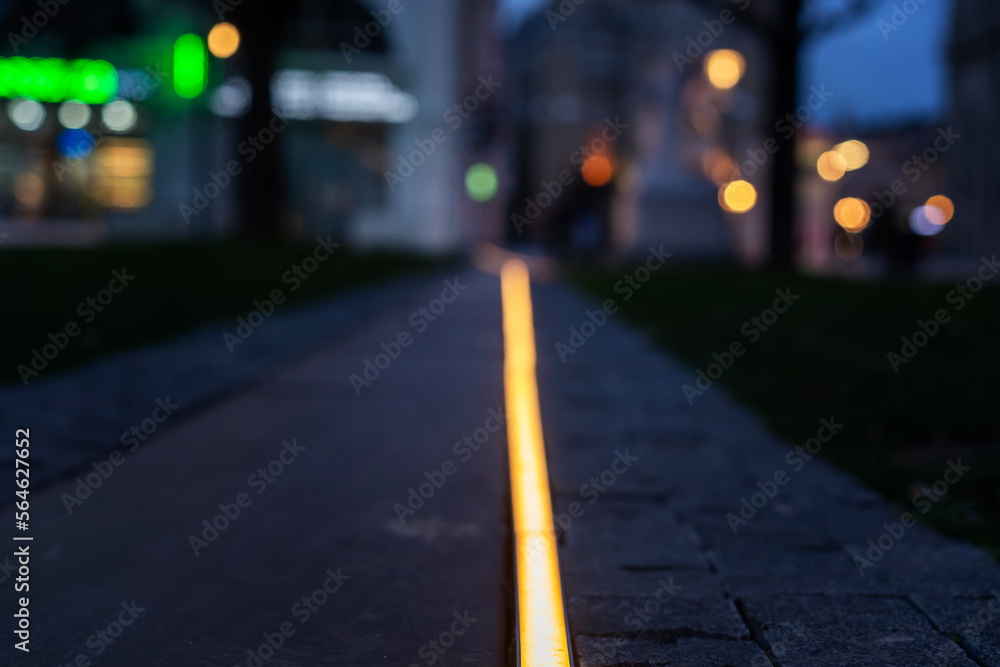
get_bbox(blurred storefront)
[0,0,499,253]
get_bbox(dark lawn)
[573,263,1000,555]
[2,242,437,386]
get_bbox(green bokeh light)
[465,163,499,202]
[0,57,117,103]
[173,34,206,99]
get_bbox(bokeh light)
[910,206,946,236]
[704,50,746,90]
[833,197,871,233]
[208,22,241,59]
[8,98,45,130]
[925,195,954,225]
[102,98,137,132]
[833,140,869,171]
[834,232,864,261]
[796,137,830,169]
[13,172,44,207]
[581,154,613,187]
[57,128,97,158]
[209,76,252,117]
[817,151,847,182]
[57,100,91,129]
[465,163,499,202]
[702,148,739,185]
[174,34,207,99]
[721,180,756,213]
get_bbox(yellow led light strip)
[500,258,572,667]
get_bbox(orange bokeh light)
[817,151,847,182]
[833,197,871,233]
[702,149,739,185]
[704,49,746,90]
[581,154,613,187]
[208,22,240,58]
[925,195,955,225]
[720,180,756,213]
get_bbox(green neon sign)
[0,57,118,103]
[173,34,206,99]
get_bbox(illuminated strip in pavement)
[500,258,573,667]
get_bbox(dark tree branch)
[681,0,778,39]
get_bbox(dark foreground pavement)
[1,271,508,666]
[2,266,999,666]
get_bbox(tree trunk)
[236,7,289,241]
[768,1,802,269]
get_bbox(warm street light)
[704,49,746,90]
[208,22,241,59]
[721,180,757,213]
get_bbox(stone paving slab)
[575,636,769,666]
[530,280,1000,666]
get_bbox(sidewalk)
[2,266,998,666]
[1,270,507,666]
[531,281,1000,666]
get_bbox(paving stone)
[561,502,709,571]
[910,592,1000,667]
[568,593,749,642]
[742,594,978,666]
[575,636,769,666]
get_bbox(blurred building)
[0,0,499,252]
[506,0,765,258]
[947,0,1000,256]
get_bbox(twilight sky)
[498,0,953,129]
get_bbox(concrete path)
[1,270,507,666]
[2,266,999,666]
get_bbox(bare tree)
[687,0,881,268]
